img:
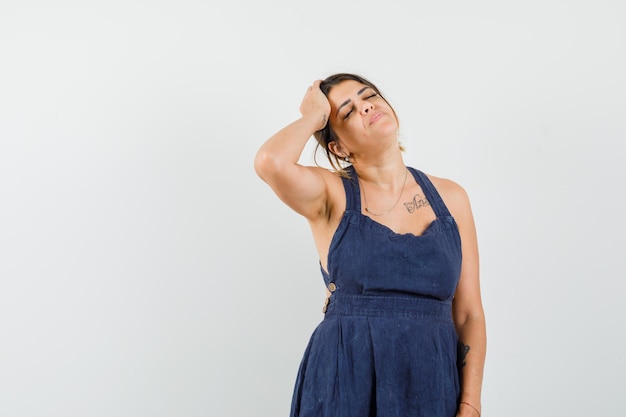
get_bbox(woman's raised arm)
[254,80,335,220]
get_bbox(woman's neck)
[352,151,406,188]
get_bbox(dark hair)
[313,73,401,177]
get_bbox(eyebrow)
[336,86,372,117]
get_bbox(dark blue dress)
[290,167,463,417]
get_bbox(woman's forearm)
[255,80,329,177]
[456,314,486,414]
[255,113,324,172]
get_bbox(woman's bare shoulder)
[306,165,346,189]
[302,165,348,220]
[424,172,472,214]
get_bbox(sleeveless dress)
[290,166,463,417]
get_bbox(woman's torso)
[310,166,462,301]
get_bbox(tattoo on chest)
[404,194,430,213]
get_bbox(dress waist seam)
[323,293,454,324]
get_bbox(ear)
[328,140,349,159]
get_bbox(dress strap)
[340,166,361,212]
[407,167,452,218]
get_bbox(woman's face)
[326,80,398,156]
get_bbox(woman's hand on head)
[299,80,331,131]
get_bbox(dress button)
[328,282,337,292]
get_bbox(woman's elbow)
[254,149,281,182]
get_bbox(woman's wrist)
[300,112,328,132]
[459,400,481,416]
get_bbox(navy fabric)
[290,167,463,417]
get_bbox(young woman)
[254,73,486,417]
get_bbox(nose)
[360,101,374,114]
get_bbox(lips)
[369,112,383,125]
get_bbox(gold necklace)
[360,168,408,216]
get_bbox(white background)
[1,1,624,416]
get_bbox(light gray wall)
[1,1,624,416]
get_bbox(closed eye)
[340,91,377,120]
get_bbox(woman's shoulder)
[417,170,472,214]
